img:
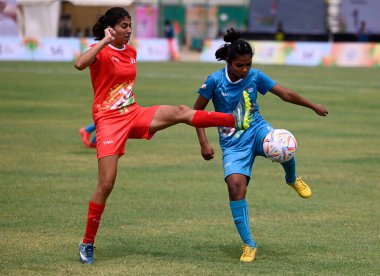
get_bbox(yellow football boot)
[233,90,253,130]
[288,177,312,198]
[240,244,257,262]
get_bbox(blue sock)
[281,157,297,184]
[229,199,256,248]
[85,123,95,133]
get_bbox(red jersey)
[89,44,137,116]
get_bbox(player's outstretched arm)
[270,83,328,116]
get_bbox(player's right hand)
[104,27,116,43]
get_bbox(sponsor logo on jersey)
[201,84,207,89]
[130,58,136,64]
[111,57,120,62]
[247,87,254,93]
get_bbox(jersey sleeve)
[88,44,105,67]
[197,75,216,100]
[257,70,276,95]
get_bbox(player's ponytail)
[215,28,254,62]
[92,7,131,40]
[93,16,107,40]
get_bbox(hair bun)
[224,28,241,43]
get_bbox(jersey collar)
[107,44,126,51]
[225,66,243,84]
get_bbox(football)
[263,129,297,163]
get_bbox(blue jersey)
[198,66,276,149]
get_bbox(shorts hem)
[224,172,251,185]
[97,151,125,160]
[143,105,160,140]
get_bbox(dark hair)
[215,28,254,62]
[92,7,131,40]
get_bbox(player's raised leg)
[149,103,251,133]
[233,90,253,130]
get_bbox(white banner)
[0,37,30,60]
[285,42,332,66]
[0,37,180,62]
[133,38,171,61]
[200,39,224,63]
[32,38,79,61]
[252,41,285,65]
[200,39,380,68]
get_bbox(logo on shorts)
[224,162,232,168]
[103,140,114,145]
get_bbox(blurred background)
[1,0,380,66]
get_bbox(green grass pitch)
[0,61,379,275]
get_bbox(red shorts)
[93,104,160,159]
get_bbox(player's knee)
[227,180,247,200]
[98,178,115,194]
[177,104,191,113]
[175,105,192,120]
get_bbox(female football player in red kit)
[75,7,250,264]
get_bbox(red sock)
[82,201,105,244]
[192,110,235,128]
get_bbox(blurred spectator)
[164,19,177,61]
[275,21,285,41]
[164,19,174,39]
[357,20,369,42]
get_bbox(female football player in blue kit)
[193,28,328,262]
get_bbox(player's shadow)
[97,236,287,264]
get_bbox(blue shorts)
[221,119,274,182]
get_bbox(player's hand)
[314,104,328,116]
[200,142,215,161]
[104,27,116,43]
